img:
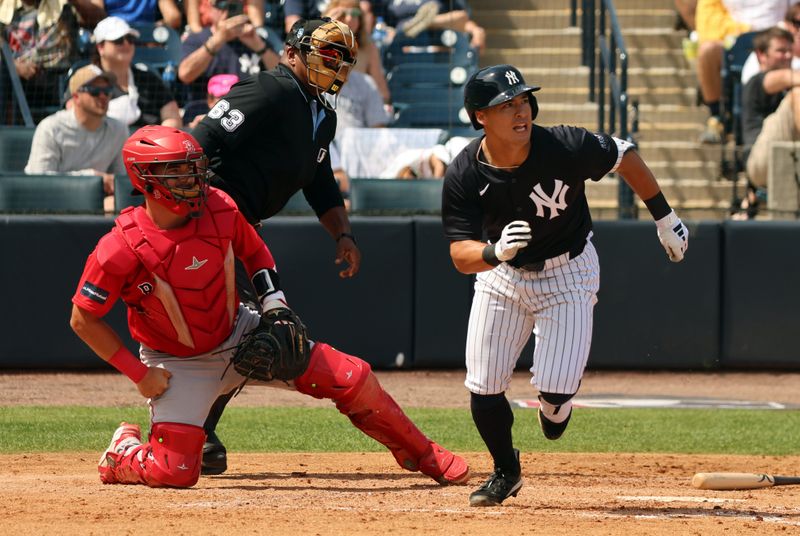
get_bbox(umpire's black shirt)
[193,64,343,223]
[442,124,620,266]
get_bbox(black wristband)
[253,43,269,55]
[481,243,501,266]
[643,191,672,220]
[336,232,356,245]
[203,41,217,56]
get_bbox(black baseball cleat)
[201,430,227,475]
[469,449,523,507]
[537,407,572,440]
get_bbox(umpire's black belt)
[515,240,587,272]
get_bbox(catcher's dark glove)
[232,307,310,382]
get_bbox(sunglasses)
[109,35,136,45]
[342,8,362,17]
[79,85,113,97]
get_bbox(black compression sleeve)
[643,191,672,220]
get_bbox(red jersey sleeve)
[72,247,126,317]
[233,210,277,276]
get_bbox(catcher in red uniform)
[70,125,469,488]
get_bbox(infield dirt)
[2,370,800,535]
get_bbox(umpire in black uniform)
[191,17,360,474]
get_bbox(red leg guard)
[295,343,437,471]
[102,422,205,488]
[144,422,205,488]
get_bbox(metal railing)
[574,0,637,219]
[0,38,34,127]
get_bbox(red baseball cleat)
[418,442,470,485]
[98,422,142,484]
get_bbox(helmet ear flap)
[529,93,538,122]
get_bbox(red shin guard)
[294,343,431,471]
[106,422,205,488]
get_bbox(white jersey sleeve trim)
[610,136,635,173]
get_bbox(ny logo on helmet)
[529,180,569,219]
[505,70,520,85]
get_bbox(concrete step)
[485,27,685,50]
[636,141,722,165]
[469,0,674,10]
[481,46,688,69]
[517,66,696,94]
[536,102,707,126]
[586,177,737,209]
[519,86,697,106]
[473,9,677,31]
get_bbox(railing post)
[586,0,596,103]
[0,39,34,127]
[570,0,578,27]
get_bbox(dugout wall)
[0,217,798,370]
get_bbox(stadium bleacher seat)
[0,127,36,173]
[349,178,443,214]
[391,102,472,129]
[279,190,314,214]
[0,174,105,214]
[383,30,477,72]
[114,173,142,213]
[132,23,182,80]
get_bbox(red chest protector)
[114,193,238,354]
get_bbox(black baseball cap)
[285,18,329,49]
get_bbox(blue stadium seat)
[349,178,443,213]
[114,173,142,213]
[0,174,105,214]
[383,30,477,72]
[387,63,475,88]
[0,127,36,173]
[132,24,182,73]
[391,102,472,129]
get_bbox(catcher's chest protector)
[114,198,237,352]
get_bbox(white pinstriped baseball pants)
[464,238,600,396]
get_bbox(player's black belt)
[516,240,587,272]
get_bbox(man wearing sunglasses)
[25,64,128,212]
[190,18,367,476]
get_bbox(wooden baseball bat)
[692,472,800,490]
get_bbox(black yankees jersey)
[193,64,343,223]
[442,124,620,266]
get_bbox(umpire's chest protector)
[112,194,238,354]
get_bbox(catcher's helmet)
[123,126,211,218]
[463,64,540,130]
[286,18,358,97]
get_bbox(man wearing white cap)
[93,16,182,129]
[25,64,128,211]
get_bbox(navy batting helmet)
[463,64,540,130]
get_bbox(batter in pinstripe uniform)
[442,64,689,507]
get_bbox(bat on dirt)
[692,472,800,490]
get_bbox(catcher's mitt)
[232,307,310,382]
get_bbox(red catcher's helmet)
[123,126,210,218]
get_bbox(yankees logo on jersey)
[529,180,569,220]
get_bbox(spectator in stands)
[285,0,374,37]
[695,0,795,143]
[742,27,800,201]
[325,0,391,105]
[184,73,239,127]
[0,0,104,122]
[331,70,391,138]
[185,0,265,33]
[742,4,800,85]
[101,0,183,30]
[92,16,182,128]
[178,0,279,101]
[25,65,127,212]
[378,0,486,52]
[379,136,471,179]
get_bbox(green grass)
[1,406,799,455]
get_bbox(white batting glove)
[655,210,688,262]
[495,220,532,262]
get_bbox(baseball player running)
[191,18,363,474]
[70,125,469,488]
[441,65,688,506]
